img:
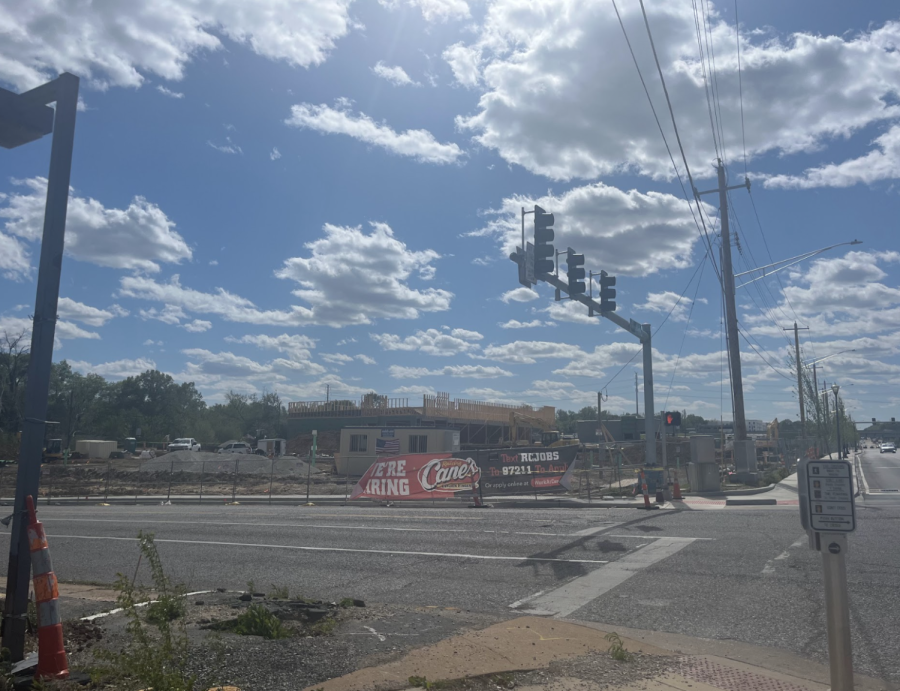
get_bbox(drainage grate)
[677,657,816,691]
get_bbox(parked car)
[219,442,252,455]
[168,438,200,452]
[880,443,896,454]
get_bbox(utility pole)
[785,323,810,436]
[635,372,639,416]
[597,391,602,443]
[326,384,330,403]
[696,161,755,478]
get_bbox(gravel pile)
[138,451,319,476]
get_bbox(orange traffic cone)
[640,471,651,509]
[672,469,683,500]
[26,495,69,681]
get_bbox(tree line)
[1,332,290,455]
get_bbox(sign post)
[798,458,855,691]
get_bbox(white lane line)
[509,590,545,609]
[82,590,212,622]
[572,522,624,536]
[363,626,387,642]
[602,534,714,541]
[762,535,806,576]
[39,517,618,539]
[45,534,611,565]
[513,537,695,618]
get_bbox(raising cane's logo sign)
[418,456,480,491]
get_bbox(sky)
[1,0,899,426]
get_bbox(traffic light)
[599,270,616,312]
[533,205,555,275]
[664,411,681,426]
[566,248,586,295]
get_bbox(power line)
[664,256,708,409]
[636,0,723,285]
[609,0,721,283]
[599,252,710,391]
[690,0,721,159]
[734,0,748,175]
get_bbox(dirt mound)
[138,451,320,476]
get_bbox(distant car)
[168,438,200,452]
[880,443,896,454]
[219,442,252,455]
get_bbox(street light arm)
[734,240,862,280]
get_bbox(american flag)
[376,438,401,455]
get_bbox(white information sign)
[805,460,855,533]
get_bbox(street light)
[0,73,80,661]
[735,240,863,289]
[832,384,843,460]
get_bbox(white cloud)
[207,138,243,155]
[454,5,900,182]
[182,348,324,381]
[143,339,163,346]
[68,358,156,379]
[636,292,705,322]
[226,333,317,360]
[322,353,354,364]
[378,0,469,22]
[476,184,709,277]
[57,298,128,327]
[765,125,900,189]
[275,222,453,326]
[393,385,436,396]
[156,85,183,99]
[540,301,599,325]
[0,0,355,91]
[183,319,213,333]
[371,328,479,356]
[372,61,418,86]
[449,328,483,341]
[0,178,191,274]
[442,43,481,87]
[285,103,464,164]
[0,314,100,345]
[270,147,282,160]
[0,231,31,280]
[500,319,548,329]
[481,340,584,365]
[120,223,452,329]
[500,287,539,303]
[140,305,187,325]
[389,364,513,379]
[209,260,219,266]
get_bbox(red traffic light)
[664,411,681,426]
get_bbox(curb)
[725,497,777,506]
[691,483,776,499]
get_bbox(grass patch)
[308,616,338,636]
[269,584,290,600]
[232,604,291,639]
[339,597,356,608]
[605,632,631,662]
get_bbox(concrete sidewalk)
[305,615,889,691]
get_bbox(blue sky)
[2,0,899,425]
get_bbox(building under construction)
[287,392,555,449]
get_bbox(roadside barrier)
[26,495,69,681]
[672,468,683,500]
[640,470,651,509]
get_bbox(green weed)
[605,632,631,662]
[269,584,290,600]
[232,604,291,639]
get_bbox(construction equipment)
[42,438,63,463]
[508,411,550,446]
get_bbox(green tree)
[47,361,108,447]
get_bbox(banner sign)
[349,444,579,501]
[476,445,579,495]
[350,453,480,501]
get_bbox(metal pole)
[3,73,80,661]
[821,534,854,690]
[167,458,174,501]
[199,461,204,504]
[306,430,317,504]
[834,391,843,460]
[715,161,748,443]
[105,461,111,501]
[232,459,238,502]
[661,415,667,468]
[635,372,639,416]
[642,326,655,466]
[268,458,274,505]
[789,323,807,435]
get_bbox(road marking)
[40,516,623,539]
[762,535,806,576]
[511,537,695,618]
[572,522,624,536]
[43,534,611,565]
[602,534,714,541]
[81,590,212,622]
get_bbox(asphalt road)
[859,444,900,491]
[1,498,897,684]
